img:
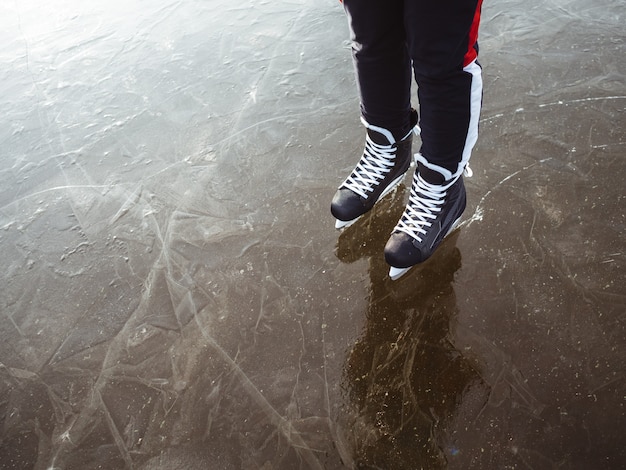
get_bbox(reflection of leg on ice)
[336,220,490,468]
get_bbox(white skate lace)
[395,174,457,242]
[342,134,396,199]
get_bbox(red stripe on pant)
[464,0,483,66]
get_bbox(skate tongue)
[367,127,394,146]
[417,162,446,185]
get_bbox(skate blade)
[335,217,359,230]
[389,266,410,280]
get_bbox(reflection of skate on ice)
[338,226,490,469]
[331,113,418,229]
[385,155,470,280]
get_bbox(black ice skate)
[384,155,469,280]
[331,112,418,229]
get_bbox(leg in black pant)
[403,0,483,177]
[342,0,413,139]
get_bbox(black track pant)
[343,0,483,179]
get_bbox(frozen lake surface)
[1,0,624,468]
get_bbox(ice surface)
[0,0,624,468]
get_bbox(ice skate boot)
[331,112,418,229]
[384,155,468,280]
